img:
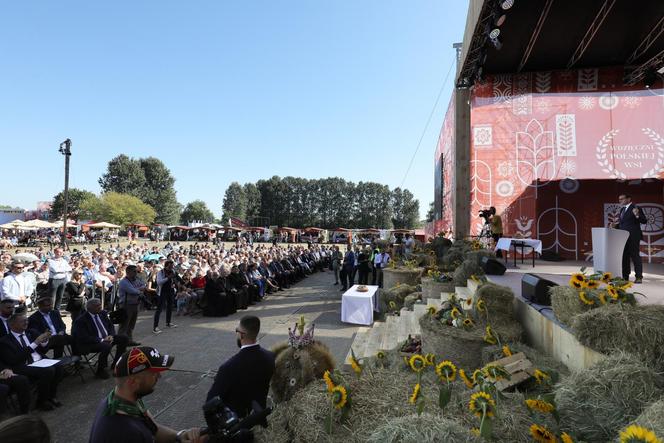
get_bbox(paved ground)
[37,270,358,442]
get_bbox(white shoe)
[166,323,177,328]
[153,327,162,334]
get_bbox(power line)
[399,59,456,188]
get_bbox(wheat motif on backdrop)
[471,150,492,209]
[537,196,578,260]
[516,119,556,197]
[555,114,577,157]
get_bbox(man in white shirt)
[1,261,27,304]
[47,247,72,311]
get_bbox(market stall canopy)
[223,226,243,231]
[391,229,415,234]
[51,219,77,228]
[358,228,381,234]
[87,222,121,229]
[332,228,352,232]
[22,219,57,229]
[0,220,29,229]
[304,227,324,232]
[277,227,298,232]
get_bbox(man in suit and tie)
[72,298,129,379]
[613,193,648,283]
[0,312,62,411]
[340,246,355,291]
[0,299,15,337]
[28,296,75,358]
[206,315,275,418]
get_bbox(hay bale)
[441,248,466,269]
[403,292,422,310]
[616,398,664,442]
[452,259,485,287]
[572,304,664,371]
[379,284,417,312]
[410,252,436,268]
[271,341,336,402]
[366,414,480,443]
[550,285,591,327]
[464,249,496,267]
[421,277,455,301]
[475,282,516,322]
[556,352,664,442]
[382,267,423,289]
[430,236,453,261]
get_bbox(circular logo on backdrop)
[559,178,579,194]
[495,180,514,197]
[595,128,664,179]
[598,94,619,110]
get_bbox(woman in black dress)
[64,269,87,321]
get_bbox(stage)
[488,259,664,306]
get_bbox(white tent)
[87,221,121,229]
[23,219,58,229]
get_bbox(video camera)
[201,396,272,443]
[478,208,492,223]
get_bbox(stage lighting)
[495,13,507,27]
[658,65,664,74]
[490,36,503,50]
[489,28,501,40]
[644,67,658,89]
[500,0,515,10]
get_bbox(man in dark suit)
[613,193,648,283]
[0,312,62,411]
[0,299,15,337]
[28,296,75,357]
[72,298,129,379]
[206,316,275,418]
[340,246,355,291]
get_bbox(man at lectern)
[611,194,647,284]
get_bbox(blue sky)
[1,1,467,219]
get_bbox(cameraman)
[488,207,503,258]
[154,260,179,334]
[206,316,275,418]
[89,346,205,443]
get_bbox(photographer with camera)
[154,260,180,334]
[479,207,503,258]
[206,316,275,419]
[89,346,205,443]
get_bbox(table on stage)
[341,284,380,326]
[495,238,543,267]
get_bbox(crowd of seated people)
[0,239,332,417]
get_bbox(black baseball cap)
[113,346,174,377]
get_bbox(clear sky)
[1,1,468,219]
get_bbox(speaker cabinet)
[521,273,558,306]
[480,256,506,275]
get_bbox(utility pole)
[59,139,72,249]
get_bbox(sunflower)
[619,425,662,443]
[569,273,586,288]
[409,383,421,404]
[323,370,335,393]
[601,272,613,283]
[472,369,484,384]
[525,398,555,414]
[409,354,427,373]
[529,424,557,443]
[598,291,608,305]
[427,306,437,315]
[469,391,495,418]
[560,432,575,443]
[388,301,397,310]
[483,364,508,381]
[376,351,385,359]
[586,279,601,289]
[502,345,512,357]
[331,385,348,409]
[619,281,634,290]
[533,369,550,384]
[350,355,362,375]
[425,353,436,366]
[462,317,474,328]
[484,325,498,345]
[607,286,620,300]
[435,360,457,382]
[451,307,461,319]
[459,369,475,389]
[476,299,486,312]
[578,291,595,306]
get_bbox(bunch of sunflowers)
[322,369,351,434]
[568,269,641,307]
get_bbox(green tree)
[390,187,420,229]
[50,188,96,223]
[352,182,392,228]
[98,154,146,195]
[80,192,156,226]
[243,183,262,225]
[426,201,435,222]
[222,182,247,222]
[180,200,215,225]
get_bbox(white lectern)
[592,227,629,276]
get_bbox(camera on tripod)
[201,396,271,442]
[478,208,492,223]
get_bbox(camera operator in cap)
[89,346,205,443]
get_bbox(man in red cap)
[88,346,204,443]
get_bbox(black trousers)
[47,333,76,358]
[0,374,31,413]
[49,278,67,311]
[154,291,174,328]
[622,235,643,279]
[492,233,502,258]
[14,364,62,404]
[358,267,369,285]
[78,335,129,369]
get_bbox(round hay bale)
[550,285,591,327]
[379,284,417,312]
[366,414,480,443]
[572,304,664,371]
[615,398,664,442]
[421,277,455,301]
[452,259,485,287]
[419,314,487,369]
[382,267,423,290]
[475,282,516,322]
[556,352,664,442]
[271,341,336,402]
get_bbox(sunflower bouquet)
[322,369,351,434]
[568,268,641,308]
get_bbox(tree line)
[222,176,420,229]
[47,156,419,229]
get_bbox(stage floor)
[488,259,664,305]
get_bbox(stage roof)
[457,0,664,87]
